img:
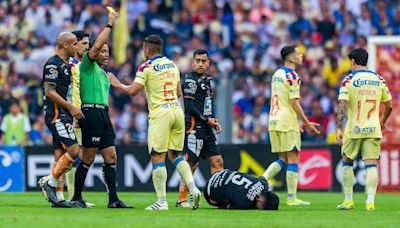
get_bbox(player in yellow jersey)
[107,34,201,210]
[262,45,320,206]
[336,48,392,211]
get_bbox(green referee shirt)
[79,53,110,106]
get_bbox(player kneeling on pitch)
[204,169,279,210]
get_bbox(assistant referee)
[69,10,133,209]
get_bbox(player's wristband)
[106,24,113,29]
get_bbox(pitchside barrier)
[0,144,389,193]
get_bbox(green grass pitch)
[0,192,399,227]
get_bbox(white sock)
[366,194,375,204]
[188,181,197,194]
[345,194,353,202]
[48,176,58,187]
[158,197,167,205]
[287,194,296,201]
[56,192,65,201]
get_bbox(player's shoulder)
[137,60,152,72]
[69,57,80,67]
[184,71,196,80]
[274,66,298,79]
[45,55,62,66]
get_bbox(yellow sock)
[366,164,378,203]
[286,163,298,199]
[263,160,285,180]
[174,157,196,193]
[152,163,167,204]
[66,167,76,200]
[342,162,354,201]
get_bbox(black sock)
[103,163,119,203]
[72,161,90,201]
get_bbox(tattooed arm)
[336,99,348,145]
[44,83,84,119]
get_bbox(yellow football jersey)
[269,66,301,132]
[338,69,392,139]
[69,57,81,108]
[134,55,181,118]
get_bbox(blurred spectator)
[288,8,313,42]
[0,98,31,146]
[36,11,61,45]
[303,100,329,143]
[30,115,52,145]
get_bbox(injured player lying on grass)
[204,169,279,210]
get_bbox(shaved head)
[56,32,78,58]
[56,32,76,48]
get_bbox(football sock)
[49,153,74,187]
[103,163,119,203]
[178,178,188,202]
[366,164,378,204]
[342,162,354,201]
[263,159,286,180]
[152,162,167,204]
[56,174,65,201]
[72,161,90,201]
[287,163,298,200]
[173,157,196,193]
[66,167,76,200]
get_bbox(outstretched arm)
[290,98,320,134]
[107,72,144,96]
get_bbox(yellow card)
[106,6,117,13]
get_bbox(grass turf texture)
[0,192,399,228]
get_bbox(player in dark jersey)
[204,170,279,210]
[39,32,84,207]
[176,49,224,207]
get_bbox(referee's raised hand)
[108,10,118,26]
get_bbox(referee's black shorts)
[79,104,115,150]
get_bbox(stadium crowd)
[0,0,399,146]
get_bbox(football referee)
[69,10,133,209]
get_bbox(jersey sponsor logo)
[272,76,284,84]
[353,79,380,88]
[184,82,197,95]
[153,63,175,72]
[45,68,59,80]
[353,126,361,134]
[298,149,332,190]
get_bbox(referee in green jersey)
[69,10,133,209]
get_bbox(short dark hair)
[261,191,279,210]
[281,45,297,60]
[348,48,368,66]
[9,98,20,108]
[144,34,163,54]
[72,30,89,41]
[193,49,209,58]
